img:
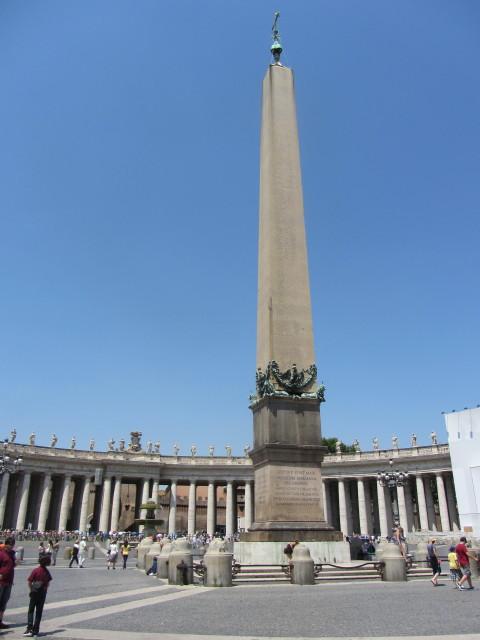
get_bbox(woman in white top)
[107,541,118,570]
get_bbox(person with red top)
[23,555,52,637]
[456,536,477,590]
[0,536,16,629]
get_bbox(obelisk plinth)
[244,18,341,544]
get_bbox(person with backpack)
[23,554,52,637]
[68,540,80,568]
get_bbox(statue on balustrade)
[89,438,95,451]
[29,432,36,446]
[430,431,438,445]
[70,436,76,450]
[173,443,180,456]
[335,439,341,454]
[225,445,232,458]
[244,444,251,457]
[154,441,160,453]
[118,438,125,451]
[107,438,115,451]
[352,439,361,452]
[190,445,197,457]
[146,441,153,454]
[392,435,399,449]
[372,437,379,450]
[9,428,16,443]
[50,434,58,448]
[410,433,417,447]
[129,431,142,452]
[208,445,215,457]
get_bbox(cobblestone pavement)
[1,543,479,639]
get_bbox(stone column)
[244,481,253,531]
[151,480,159,503]
[322,480,331,525]
[37,474,52,531]
[0,473,10,528]
[207,481,216,536]
[99,477,112,533]
[376,483,389,538]
[58,475,72,531]
[79,477,91,533]
[404,481,414,532]
[436,472,450,532]
[357,478,369,535]
[424,476,436,529]
[139,478,150,533]
[168,480,177,535]
[16,472,31,530]
[338,479,350,536]
[415,475,429,531]
[225,481,234,538]
[187,481,197,535]
[396,484,408,532]
[445,474,459,529]
[110,477,122,532]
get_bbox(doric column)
[376,483,389,538]
[58,475,72,531]
[16,472,31,530]
[424,476,436,529]
[445,474,459,529]
[225,481,234,538]
[187,481,197,535]
[207,481,216,536]
[244,481,253,530]
[436,472,450,532]
[110,477,122,532]
[404,481,414,532]
[37,474,52,531]
[79,477,91,533]
[0,472,10,528]
[357,478,369,535]
[338,479,351,536]
[139,478,150,533]
[415,475,429,531]
[151,480,159,503]
[322,480,331,525]
[396,484,408,531]
[168,480,177,535]
[99,477,112,533]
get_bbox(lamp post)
[377,458,409,528]
[0,439,23,475]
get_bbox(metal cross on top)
[271,11,283,64]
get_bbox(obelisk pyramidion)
[244,15,342,546]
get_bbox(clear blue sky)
[1,1,479,453]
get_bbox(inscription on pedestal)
[254,464,324,523]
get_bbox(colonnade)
[323,471,459,537]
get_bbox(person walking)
[0,537,16,629]
[448,545,462,587]
[78,537,87,568]
[51,540,60,566]
[456,536,477,590]
[427,538,441,586]
[107,541,118,570]
[23,554,52,637]
[121,541,130,570]
[68,540,80,568]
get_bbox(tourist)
[146,556,158,576]
[23,554,52,637]
[107,540,118,570]
[0,537,16,629]
[121,541,130,570]
[79,537,88,568]
[51,539,60,566]
[448,545,462,586]
[427,538,441,586]
[456,536,476,590]
[68,540,80,568]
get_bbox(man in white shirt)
[78,537,88,568]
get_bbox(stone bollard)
[382,543,407,582]
[414,541,428,563]
[204,538,233,587]
[64,546,72,560]
[15,547,24,562]
[145,542,162,572]
[88,546,95,559]
[291,544,315,585]
[157,540,172,579]
[136,537,153,569]
[168,539,193,586]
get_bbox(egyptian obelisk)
[244,15,342,546]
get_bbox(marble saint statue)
[208,445,215,457]
[431,431,437,445]
[9,429,16,443]
[372,437,379,450]
[146,441,153,453]
[392,435,399,449]
[118,438,125,452]
[50,434,58,448]
[154,441,160,453]
[352,439,361,452]
[108,438,115,451]
[70,436,76,450]
[225,445,232,457]
[173,443,180,456]
[89,439,95,451]
[410,433,417,447]
[29,432,36,446]
[244,444,251,457]
[335,440,341,454]
[190,445,197,457]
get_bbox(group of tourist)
[427,536,477,590]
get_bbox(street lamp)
[0,439,23,475]
[377,458,409,527]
